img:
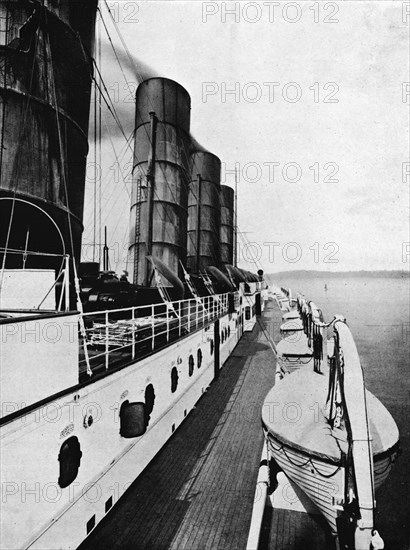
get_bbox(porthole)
[58,436,82,489]
[197,348,203,368]
[210,339,214,356]
[171,367,179,393]
[228,326,231,337]
[245,306,251,321]
[188,354,194,377]
[144,384,155,426]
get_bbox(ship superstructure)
[0,2,263,548]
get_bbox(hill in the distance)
[266,270,409,280]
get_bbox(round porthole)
[145,384,156,426]
[171,367,179,393]
[58,436,82,489]
[197,348,203,368]
[188,354,194,377]
[210,339,214,356]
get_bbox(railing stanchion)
[166,304,169,342]
[151,305,155,350]
[131,307,136,359]
[196,299,199,330]
[64,254,70,311]
[105,311,109,370]
[179,301,182,336]
[188,299,191,332]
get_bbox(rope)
[44,12,75,260]
[374,452,398,476]
[268,435,342,478]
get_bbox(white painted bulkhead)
[0,308,244,550]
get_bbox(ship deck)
[78,301,329,550]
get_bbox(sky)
[82,0,410,274]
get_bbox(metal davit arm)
[333,319,376,550]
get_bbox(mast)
[145,111,157,286]
[234,164,238,267]
[103,226,109,271]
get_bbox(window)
[210,339,214,356]
[144,384,155,426]
[86,515,96,534]
[171,367,179,393]
[58,436,82,489]
[0,9,11,47]
[105,496,113,513]
[197,348,203,368]
[188,354,194,377]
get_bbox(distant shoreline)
[266,270,409,279]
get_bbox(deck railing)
[296,294,328,373]
[78,293,230,378]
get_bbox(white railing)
[78,293,230,377]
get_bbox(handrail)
[296,295,328,373]
[82,292,230,318]
[79,292,232,377]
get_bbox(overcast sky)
[82,1,409,274]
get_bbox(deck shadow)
[79,328,272,550]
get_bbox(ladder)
[133,176,142,284]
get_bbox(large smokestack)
[187,151,221,273]
[129,78,191,285]
[220,185,235,266]
[0,0,98,269]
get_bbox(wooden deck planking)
[258,301,333,550]
[260,508,332,550]
[79,302,277,550]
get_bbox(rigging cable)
[44,11,75,261]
